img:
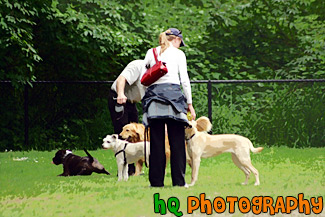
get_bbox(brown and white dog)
[185,117,263,186]
[119,123,170,175]
[52,149,110,176]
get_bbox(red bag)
[141,48,168,86]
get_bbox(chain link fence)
[1,79,324,151]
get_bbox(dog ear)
[137,124,145,141]
[112,134,118,140]
[136,132,141,141]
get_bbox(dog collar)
[64,150,72,158]
[186,133,196,141]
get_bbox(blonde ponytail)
[159,29,176,55]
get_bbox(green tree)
[0,0,42,87]
[201,0,325,80]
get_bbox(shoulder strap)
[153,48,158,63]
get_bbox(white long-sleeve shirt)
[143,46,193,104]
[111,60,146,103]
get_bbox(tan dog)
[119,123,170,175]
[185,116,263,186]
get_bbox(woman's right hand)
[117,93,127,104]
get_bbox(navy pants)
[149,118,186,187]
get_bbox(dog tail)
[84,149,94,162]
[196,116,212,132]
[248,141,264,153]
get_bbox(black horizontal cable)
[190,79,325,84]
[0,80,114,84]
[1,79,324,84]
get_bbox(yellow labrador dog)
[185,117,263,186]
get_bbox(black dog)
[52,149,110,176]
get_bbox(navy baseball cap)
[166,28,186,47]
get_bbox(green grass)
[0,147,324,217]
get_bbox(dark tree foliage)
[0,0,324,150]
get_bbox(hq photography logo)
[153,193,323,216]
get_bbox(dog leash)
[144,126,149,168]
[115,142,128,166]
[112,97,125,121]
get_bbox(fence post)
[24,84,29,150]
[207,80,212,124]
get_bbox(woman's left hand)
[188,104,196,120]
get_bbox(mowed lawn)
[0,146,324,217]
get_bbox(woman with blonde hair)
[142,28,196,187]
